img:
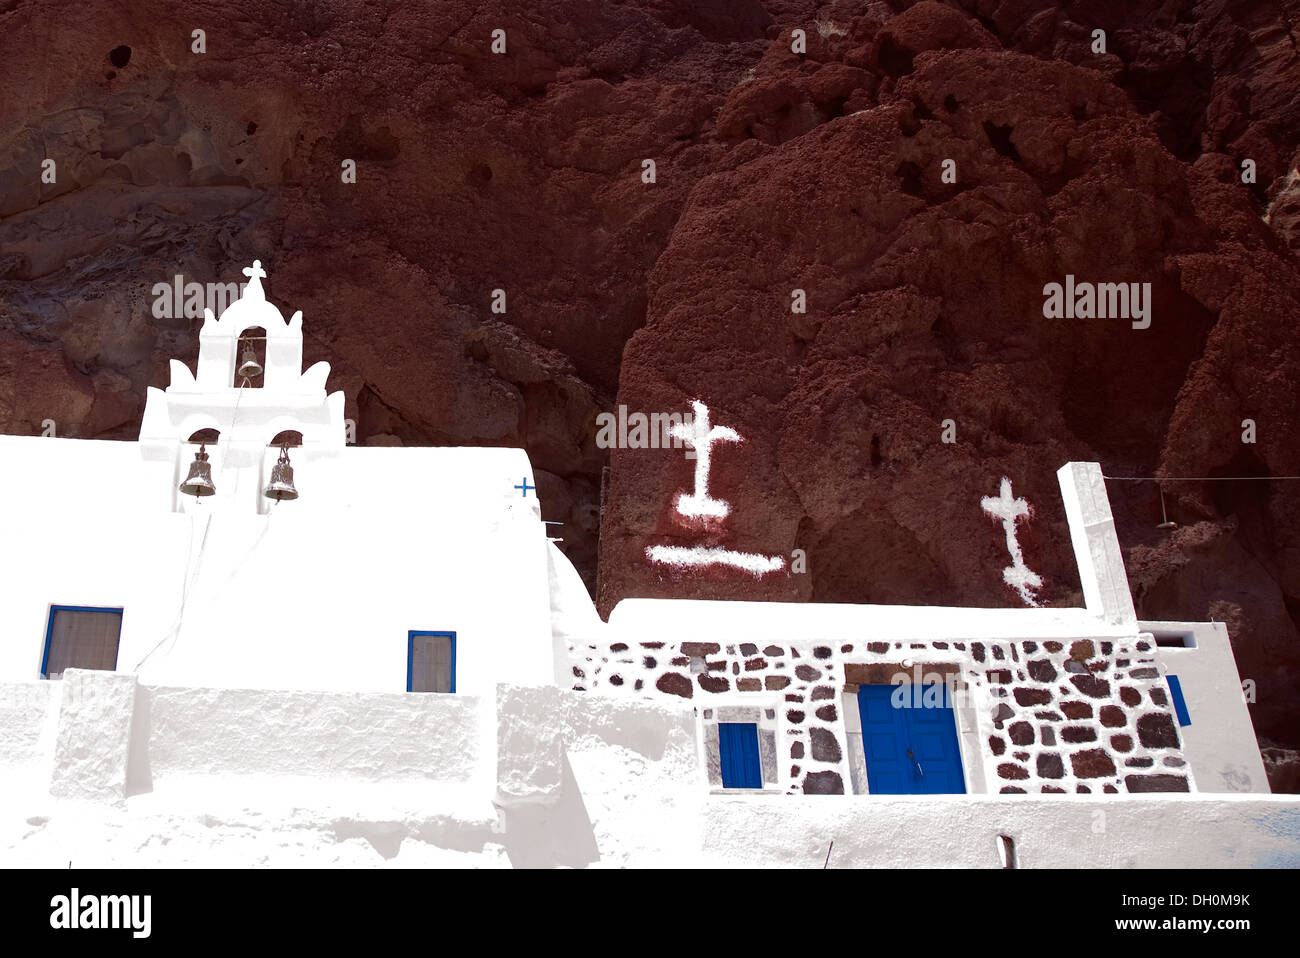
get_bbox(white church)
[0,263,1296,868]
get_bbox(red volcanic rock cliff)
[1,0,1298,786]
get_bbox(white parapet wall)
[0,673,1297,867]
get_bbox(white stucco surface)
[0,679,1295,868]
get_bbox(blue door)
[718,722,763,788]
[857,684,965,794]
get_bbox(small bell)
[264,445,299,502]
[237,341,263,381]
[179,444,216,498]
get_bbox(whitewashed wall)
[0,676,1296,868]
[0,437,556,695]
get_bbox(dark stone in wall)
[795,665,821,681]
[997,762,1029,780]
[1149,688,1168,706]
[1041,785,1066,793]
[1023,641,1037,653]
[1100,705,1127,727]
[791,741,804,759]
[1013,688,1050,706]
[1040,726,1056,746]
[814,646,832,659]
[810,727,842,762]
[811,685,835,700]
[803,771,844,795]
[787,710,805,723]
[609,674,624,686]
[744,657,767,671]
[1125,757,1155,767]
[698,674,730,693]
[1119,686,1141,707]
[656,672,692,698]
[868,643,890,653]
[971,643,985,662]
[764,645,784,657]
[1070,640,1095,660]
[1130,667,1160,679]
[1043,642,1063,653]
[992,646,1005,660]
[1125,774,1190,793]
[993,703,1015,727]
[643,656,657,668]
[1070,748,1116,778]
[1070,675,1110,698]
[1111,734,1133,752]
[815,704,837,722]
[681,643,719,657]
[671,656,689,666]
[1027,659,1057,682]
[765,675,790,690]
[737,677,761,691]
[1164,756,1186,767]
[987,669,1012,684]
[1008,721,1034,745]
[740,643,758,655]
[1061,701,1093,719]
[1137,712,1180,748]
[989,735,1006,756]
[1037,752,1065,778]
[610,643,628,653]
[1013,751,1030,761]
[1064,660,1087,674]
[1061,726,1097,743]
[1000,787,1026,794]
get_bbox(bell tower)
[139,261,346,512]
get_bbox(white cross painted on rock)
[646,399,784,576]
[981,477,1043,607]
[670,399,741,520]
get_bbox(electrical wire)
[1103,475,1300,481]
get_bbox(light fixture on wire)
[1156,486,1177,531]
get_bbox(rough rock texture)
[1,1,1299,785]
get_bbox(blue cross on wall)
[514,476,536,497]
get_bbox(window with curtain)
[41,607,123,679]
[408,632,455,693]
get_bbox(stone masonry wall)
[570,632,1191,796]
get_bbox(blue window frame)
[718,722,762,789]
[40,606,124,680]
[407,631,456,693]
[1166,674,1191,727]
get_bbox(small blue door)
[718,722,762,788]
[857,684,965,794]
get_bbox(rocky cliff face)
[1,0,1297,786]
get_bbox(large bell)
[264,445,299,502]
[179,444,216,498]
[236,341,263,381]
